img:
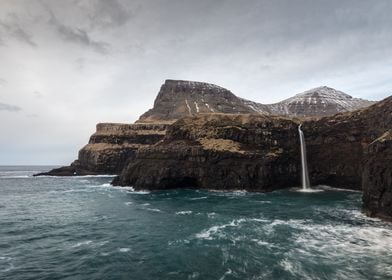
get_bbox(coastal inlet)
[1,166,392,280]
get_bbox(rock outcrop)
[34,123,168,176]
[362,130,392,221]
[303,96,392,190]
[113,114,301,191]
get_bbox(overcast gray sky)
[0,0,391,165]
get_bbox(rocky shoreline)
[35,80,392,221]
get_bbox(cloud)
[0,78,6,86]
[0,102,21,112]
[33,91,43,98]
[45,5,110,54]
[0,17,37,47]
[88,0,133,28]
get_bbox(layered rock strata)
[362,130,392,220]
[303,96,392,190]
[113,114,301,191]
[35,123,168,176]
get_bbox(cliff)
[34,122,168,176]
[114,95,391,191]
[37,79,375,177]
[362,130,392,220]
[113,114,301,191]
[304,96,392,190]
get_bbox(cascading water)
[298,124,311,190]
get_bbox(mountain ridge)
[138,80,375,122]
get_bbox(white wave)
[293,222,392,257]
[124,202,133,206]
[36,174,116,178]
[296,188,324,193]
[146,208,161,212]
[251,239,272,247]
[72,240,93,248]
[0,175,30,178]
[118,248,130,253]
[1,262,15,272]
[207,212,216,218]
[219,269,232,280]
[176,211,192,215]
[142,203,151,206]
[196,219,246,240]
[189,196,207,200]
[317,185,362,193]
[279,259,295,274]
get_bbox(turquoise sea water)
[1,166,392,280]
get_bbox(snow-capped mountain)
[267,86,375,117]
[138,81,375,122]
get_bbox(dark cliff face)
[362,131,392,221]
[114,96,392,222]
[302,96,392,190]
[113,114,301,191]
[35,123,168,176]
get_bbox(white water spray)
[298,124,311,190]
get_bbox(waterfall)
[298,124,311,189]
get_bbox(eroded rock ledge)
[113,114,301,191]
[34,122,169,176]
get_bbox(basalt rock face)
[137,80,269,122]
[35,123,168,176]
[303,96,392,190]
[362,131,392,221]
[113,114,301,191]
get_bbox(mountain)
[137,80,269,122]
[138,80,375,122]
[267,86,375,117]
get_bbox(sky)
[0,0,391,165]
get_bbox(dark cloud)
[88,0,133,28]
[0,102,21,112]
[0,18,37,47]
[44,5,110,54]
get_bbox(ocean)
[0,166,391,280]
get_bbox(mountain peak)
[137,80,376,122]
[268,86,375,117]
[138,80,268,122]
